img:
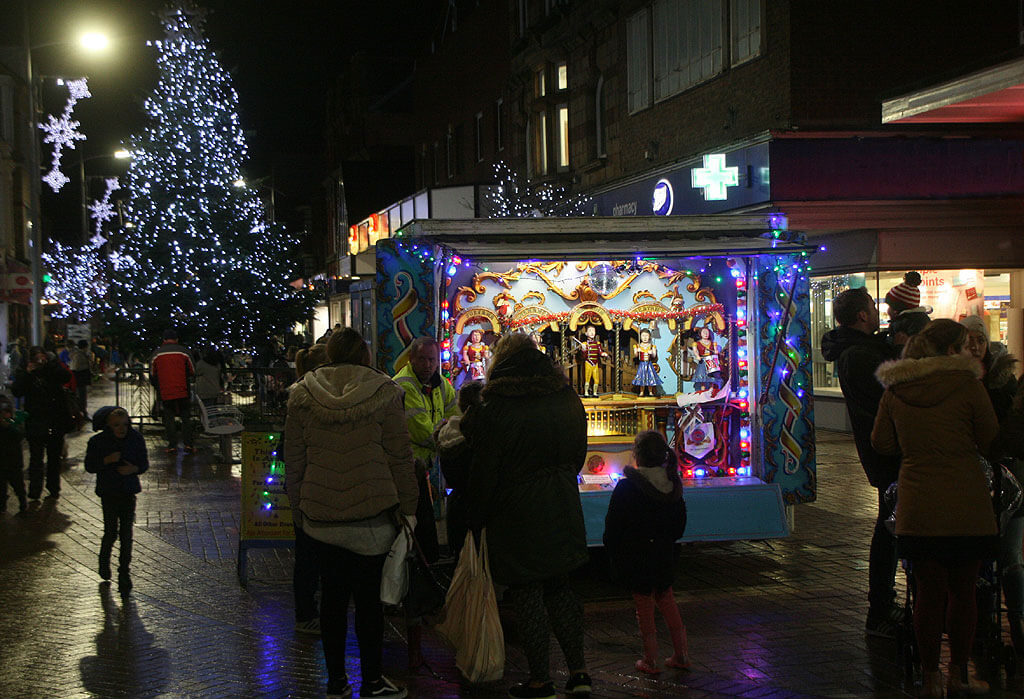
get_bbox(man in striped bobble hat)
[884,271,922,319]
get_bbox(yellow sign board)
[240,431,294,541]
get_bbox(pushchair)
[887,458,1023,689]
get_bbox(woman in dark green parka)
[467,333,591,699]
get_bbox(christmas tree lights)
[106,2,313,351]
[42,242,106,320]
[486,161,592,218]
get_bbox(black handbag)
[402,518,448,623]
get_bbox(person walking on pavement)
[85,406,149,594]
[286,328,418,699]
[467,333,591,699]
[0,395,27,515]
[11,346,72,500]
[819,287,903,638]
[149,328,195,453]
[603,430,690,675]
[872,319,999,696]
[286,342,327,636]
[70,339,93,418]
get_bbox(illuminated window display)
[374,217,817,543]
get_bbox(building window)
[730,0,762,65]
[531,113,549,177]
[496,98,505,151]
[454,123,465,175]
[475,112,484,162]
[653,0,723,102]
[557,62,568,91]
[518,0,528,37]
[595,74,607,159]
[627,8,652,113]
[536,68,546,97]
[557,104,569,169]
[432,142,440,185]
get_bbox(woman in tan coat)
[872,319,999,696]
[286,329,418,699]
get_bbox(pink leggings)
[913,558,982,671]
[633,587,687,658]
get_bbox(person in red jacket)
[149,329,195,453]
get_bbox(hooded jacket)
[285,363,418,525]
[820,326,901,487]
[871,354,999,538]
[150,340,195,401]
[603,465,687,593]
[467,347,589,586]
[11,358,73,438]
[84,407,149,496]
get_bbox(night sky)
[4,1,428,242]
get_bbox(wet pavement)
[0,377,1016,697]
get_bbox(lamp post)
[21,2,110,344]
[79,148,130,242]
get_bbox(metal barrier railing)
[114,366,294,427]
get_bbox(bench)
[195,395,244,462]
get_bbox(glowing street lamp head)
[233,178,246,188]
[114,149,131,159]
[79,32,111,52]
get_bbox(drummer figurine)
[578,325,608,397]
[689,325,723,392]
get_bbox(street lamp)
[21,4,110,344]
[78,148,130,242]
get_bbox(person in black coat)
[435,379,483,561]
[604,430,689,675]
[819,288,904,638]
[467,333,591,699]
[0,395,27,514]
[84,406,150,593]
[11,346,72,500]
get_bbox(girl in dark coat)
[467,333,590,699]
[84,406,149,592]
[604,430,689,674]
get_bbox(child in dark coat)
[0,396,27,514]
[603,430,689,674]
[435,379,484,561]
[84,406,149,592]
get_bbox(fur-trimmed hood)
[986,343,1018,390]
[288,363,401,424]
[622,465,683,502]
[482,347,567,400]
[875,354,982,408]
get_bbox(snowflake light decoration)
[39,78,91,192]
[87,177,121,243]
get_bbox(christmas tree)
[106,3,313,351]
[42,242,106,322]
[486,161,592,217]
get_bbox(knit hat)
[884,271,922,314]
[960,315,989,344]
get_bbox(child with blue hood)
[84,405,149,592]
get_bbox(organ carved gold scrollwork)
[508,305,560,332]
[632,290,658,305]
[568,303,614,331]
[659,268,701,294]
[521,290,546,306]
[622,303,677,331]
[454,308,502,334]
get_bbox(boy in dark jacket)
[0,396,27,514]
[84,406,149,592]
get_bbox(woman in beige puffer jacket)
[285,328,417,699]
[871,319,999,697]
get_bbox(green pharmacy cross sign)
[691,153,739,201]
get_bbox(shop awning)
[394,215,813,262]
[882,56,1024,124]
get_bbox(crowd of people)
[823,273,1024,696]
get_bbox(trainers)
[326,681,352,699]
[565,672,592,695]
[295,617,321,635]
[361,675,407,698]
[865,613,899,639]
[507,682,556,699]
